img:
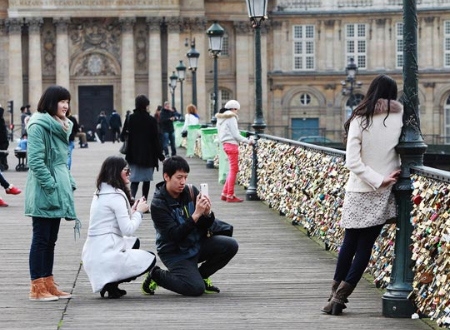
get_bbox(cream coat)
[345,99,403,192]
[82,183,155,292]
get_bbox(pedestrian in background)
[82,156,156,298]
[122,95,165,202]
[321,74,403,315]
[96,111,108,143]
[160,101,180,158]
[109,109,122,143]
[216,100,254,203]
[181,104,200,137]
[25,85,77,302]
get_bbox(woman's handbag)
[181,130,188,138]
[119,137,128,154]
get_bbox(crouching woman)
[82,156,156,298]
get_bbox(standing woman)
[25,85,77,301]
[216,100,253,203]
[123,95,165,201]
[181,103,200,134]
[321,74,403,315]
[82,156,156,298]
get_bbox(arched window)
[345,93,364,119]
[445,95,450,144]
[209,89,231,118]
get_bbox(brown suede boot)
[29,278,59,301]
[43,275,72,299]
[321,280,341,314]
[330,281,355,315]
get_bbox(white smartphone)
[200,183,209,197]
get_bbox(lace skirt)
[340,189,396,229]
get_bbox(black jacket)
[123,109,164,169]
[159,108,180,133]
[151,182,214,262]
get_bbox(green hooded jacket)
[24,112,77,219]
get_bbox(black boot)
[330,281,355,315]
[100,283,124,299]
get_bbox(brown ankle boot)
[330,281,355,315]
[43,275,72,299]
[29,278,59,301]
[321,280,349,314]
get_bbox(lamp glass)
[176,60,186,80]
[245,0,268,18]
[186,43,200,70]
[206,22,225,53]
[170,71,178,88]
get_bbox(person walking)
[25,85,77,302]
[96,111,108,143]
[0,171,22,207]
[142,156,238,296]
[82,156,156,298]
[122,95,165,202]
[160,101,180,158]
[109,109,122,143]
[216,100,254,203]
[321,74,403,315]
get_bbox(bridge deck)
[0,141,434,330]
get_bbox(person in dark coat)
[96,111,108,143]
[122,95,165,201]
[109,109,122,143]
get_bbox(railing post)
[382,0,427,317]
[246,134,259,201]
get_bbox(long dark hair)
[37,85,71,116]
[343,74,398,142]
[96,156,132,203]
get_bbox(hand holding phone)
[200,183,208,197]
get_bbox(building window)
[346,24,366,69]
[209,89,231,117]
[444,21,450,67]
[221,32,229,56]
[445,95,450,144]
[396,22,403,68]
[300,93,311,105]
[293,25,315,70]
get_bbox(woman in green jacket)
[25,85,77,302]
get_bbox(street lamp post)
[382,0,427,318]
[169,71,178,110]
[245,0,268,201]
[186,39,200,106]
[341,58,362,114]
[206,21,225,124]
[176,60,186,117]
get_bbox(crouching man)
[142,156,238,296]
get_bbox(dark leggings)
[130,181,150,200]
[333,224,383,287]
[0,172,9,189]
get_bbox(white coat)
[82,183,155,292]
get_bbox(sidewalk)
[0,141,434,330]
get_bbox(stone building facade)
[1,0,450,143]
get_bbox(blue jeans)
[154,235,239,296]
[29,217,61,280]
[163,131,176,157]
[333,224,383,287]
[67,141,74,170]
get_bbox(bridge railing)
[191,132,450,326]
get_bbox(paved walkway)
[0,141,434,330]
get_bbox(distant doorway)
[291,118,320,141]
[78,85,114,141]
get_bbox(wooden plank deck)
[0,141,435,330]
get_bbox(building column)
[7,18,23,128]
[422,16,435,69]
[147,17,162,106]
[55,18,70,90]
[323,20,336,70]
[234,22,251,124]
[261,25,269,127]
[374,19,386,70]
[27,18,43,109]
[120,17,136,112]
[191,25,207,117]
[166,17,181,109]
